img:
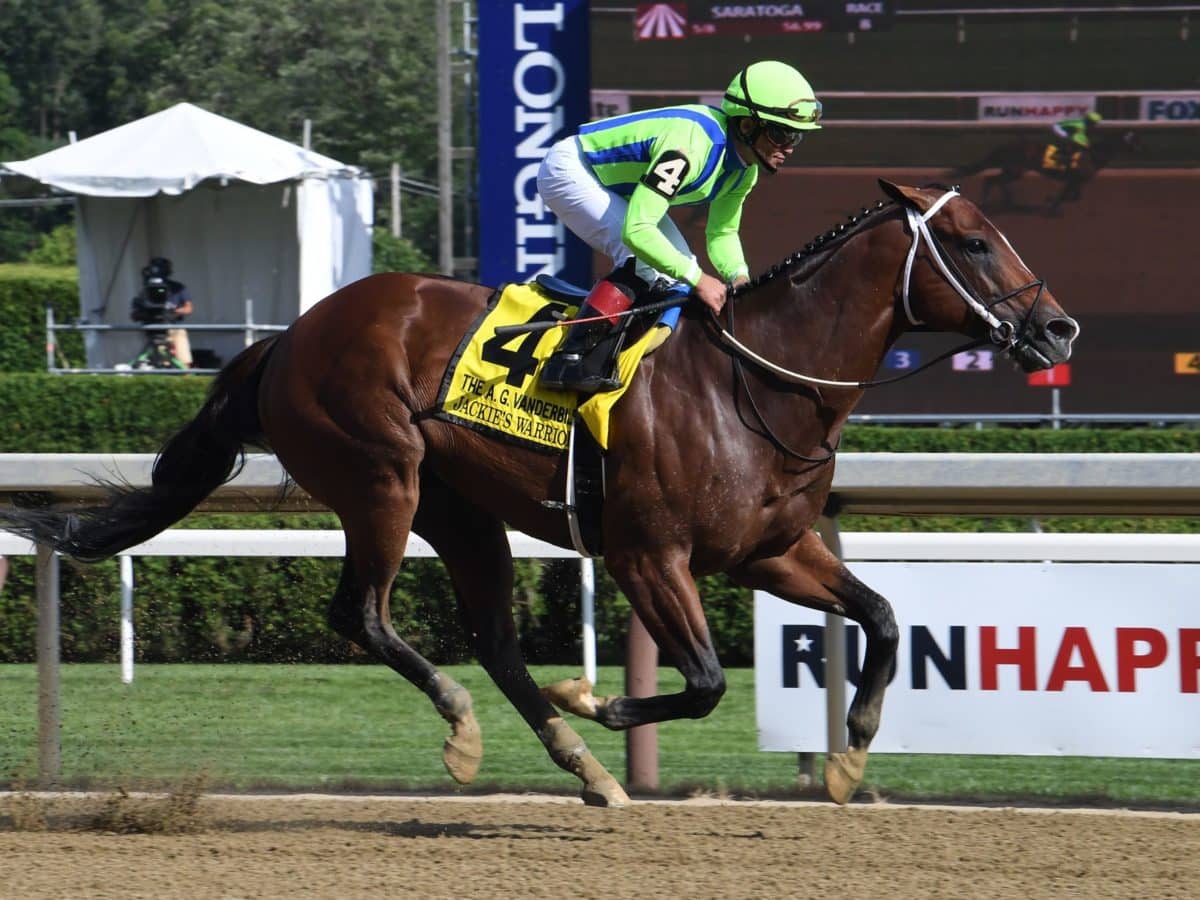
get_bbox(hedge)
[0,373,210,452]
[0,265,84,373]
[3,372,1199,457]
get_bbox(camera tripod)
[130,328,188,370]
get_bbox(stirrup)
[540,351,623,393]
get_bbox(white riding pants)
[536,136,696,288]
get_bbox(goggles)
[763,123,804,149]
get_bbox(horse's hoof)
[442,711,483,784]
[541,676,601,720]
[581,775,631,809]
[825,747,869,805]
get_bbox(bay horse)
[954,130,1140,214]
[0,181,1078,807]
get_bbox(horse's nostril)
[1045,317,1079,343]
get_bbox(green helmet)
[722,61,822,131]
[1085,111,1103,124]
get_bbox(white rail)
[0,528,589,687]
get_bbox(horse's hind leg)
[413,472,629,808]
[330,477,483,785]
[728,530,898,805]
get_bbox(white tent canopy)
[2,102,373,369]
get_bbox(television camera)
[129,258,187,369]
[131,259,182,326]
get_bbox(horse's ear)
[877,178,929,211]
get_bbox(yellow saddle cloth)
[434,282,675,452]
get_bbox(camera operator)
[130,256,194,367]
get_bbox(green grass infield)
[2,664,1196,808]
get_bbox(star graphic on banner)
[794,634,813,653]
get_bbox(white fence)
[0,528,593,687]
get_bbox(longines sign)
[478,1,592,286]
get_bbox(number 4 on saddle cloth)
[435,277,682,455]
[433,278,683,556]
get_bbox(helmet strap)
[731,69,781,174]
[732,117,780,175]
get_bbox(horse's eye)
[963,238,989,255]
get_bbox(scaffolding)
[438,0,478,279]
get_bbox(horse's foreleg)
[545,550,727,730]
[728,530,898,805]
[331,479,483,786]
[413,476,628,808]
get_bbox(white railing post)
[120,554,134,684]
[581,558,596,686]
[244,298,255,348]
[45,306,56,373]
[35,544,61,784]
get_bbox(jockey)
[536,60,821,393]
[1052,110,1102,151]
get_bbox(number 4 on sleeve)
[640,151,690,199]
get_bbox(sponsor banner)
[978,95,1095,123]
[478,1,592,287]
[1141,94,1200,122]
[755,563,1200,756]
[1028,363,1070,386]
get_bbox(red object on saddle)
[585,279,634,324]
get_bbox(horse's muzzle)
[1012,314,1080,371]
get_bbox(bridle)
[899,189,1046,355]
[717,189,1047,391]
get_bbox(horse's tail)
[0,336,281,562]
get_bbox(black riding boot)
[540,275,640,393]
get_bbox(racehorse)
[0,181,1078,808]
[954,130,1140,214]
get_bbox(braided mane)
[735,196,898,297]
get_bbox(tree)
[1,0,447,260]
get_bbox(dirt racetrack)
[1,793,1197,899]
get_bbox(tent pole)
[437,0,453,275]
[391,163,402,238]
